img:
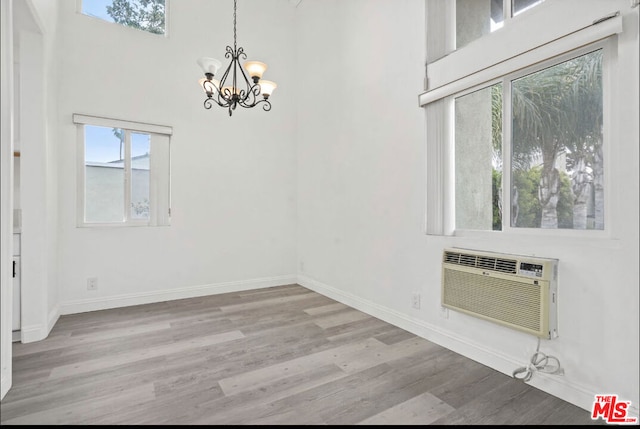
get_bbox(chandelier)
[197,0,277,117]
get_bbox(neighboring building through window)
[456,0,544,49]
[74,115,171,227]
[81,0,166,35]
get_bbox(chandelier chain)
[233,0,237,50]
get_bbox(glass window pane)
[512,0,544,17]
[456,0,503,50]
[511,50,603,230]
[455,83,503,231]
[130,133,151,220]
[85,125,125,222]
[81,0,166,35]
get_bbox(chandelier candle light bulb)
[197,0,276,116]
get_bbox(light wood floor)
[1,284,600,425]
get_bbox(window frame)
[422,0,623,238]
[74,114,172,228]
[422,2,622,105]
[76,0,170,38]
[448,40,612,237]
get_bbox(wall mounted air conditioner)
[441,247,558,339]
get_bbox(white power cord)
[512,338,564,382]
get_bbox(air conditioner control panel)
[519,262,543,277]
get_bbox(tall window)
[81,0,166,35]
[454,48,604,231]
[75,115,171,227]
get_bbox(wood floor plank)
[303,302,348,315]
[313,308,372,329]
[0,284,597,425]
[357,391,455,425]
[1,383,157,425]
[218,337,385,396]
[219,291,319,313]
[48,330,245,380]
[12,322,174,360]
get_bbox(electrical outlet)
[87,277,98,291]
[299,261,305,272]
[412,293,421,309]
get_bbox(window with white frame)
[80,0,167,36]
[453,47,604,231]
[74,114,171,227]
[421,0,623,236]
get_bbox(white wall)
[18,29,51,343]
[296,0,639,415]
[1,0,15,401]
[54,0,297,313]
[11,0,60,344]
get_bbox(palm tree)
[491,83,504,229]
[510,49,603,229]
[560,50,603,229]
[112,128,125,160]
[512,67,566,228]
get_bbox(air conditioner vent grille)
[443,251,517,274]
[442,268,541,333]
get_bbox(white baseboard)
[20,324,46,343]
[17,306,61,344]
[0,373,10,401]
[297,274,622,416]
[59,275,298,315]
[47,306,59,336]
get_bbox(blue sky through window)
[81,0,115,22]
[85,125,149,163]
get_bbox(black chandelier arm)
[204,96,232,110]
[217,55,235,87]
[201,79,218,95]
[236,46,247,61]
[224,45,247,60]
[260,99,272,112]
[237,97,272,112]
[236,83,261,108]
[203,97,216,110]
[220,86,233,99]
[236,55,253,85]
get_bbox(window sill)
[76,222,170,228]
[449,228,622,250]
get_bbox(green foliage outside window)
[492,167,574,229]
[106,0,165,35]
